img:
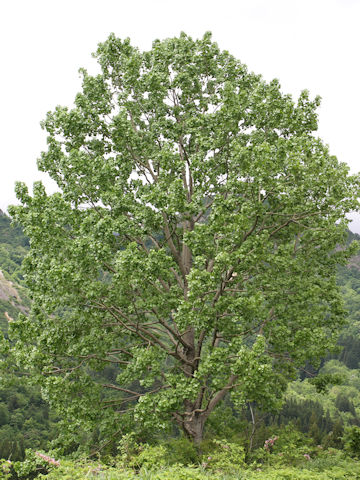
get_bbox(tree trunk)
[175,374,238,444]
[182,412,206,445]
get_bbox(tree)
[8,32,360,445]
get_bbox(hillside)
[0,210,56,461]
[0,210,30,334]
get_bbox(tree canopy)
[9,32,360,445]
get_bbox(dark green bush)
[344,425,360,458]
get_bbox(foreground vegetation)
[3,432,360,479]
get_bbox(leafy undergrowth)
[3,459,360,480]
[2,435,360,480]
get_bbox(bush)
[344,425,360,457]
[249,425,317,467]
[116,434,168,471]
[165,437,199,465]
[0,460,12,480]
[202,439,245,474]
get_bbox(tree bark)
[175,374,238,444]
[182,413,206,445]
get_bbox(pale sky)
[1,0,360,230]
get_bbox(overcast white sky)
[1,0,360,230]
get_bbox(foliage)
[8,31,360,447]
[165,437,199,465]
[343,425,360,458]
[2,442,360,479]
[0,214,27,248]
[0,377,58,461]
[0,212,30,335]
[116,433,167,470]
[0,214,57,461]
[309,373,342,394]
[334,246,360,369]
[267,362,360,448]
[250,426,316,467]
[0,459,12,480]
[0,212,29,284]
[201,439,245,473]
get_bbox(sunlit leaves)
[7,32,360,445]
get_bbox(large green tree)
[9,33,359,444]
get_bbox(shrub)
[202,439,245,474]
[116,434,168,471]
[249,426,317,467]
[344,425,360,457]
[165,437,199,465]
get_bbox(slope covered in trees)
[0,210,30,334]
[0,210,57,461]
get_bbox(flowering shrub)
[264,436,279,451]
[35,452,60,467]
[249,426,317,467]
[12,449,51,478]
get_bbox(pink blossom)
[35,452,60,467]
[264,436,279,450]
[303,454,311,460]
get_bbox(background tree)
[9,32,360,445]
